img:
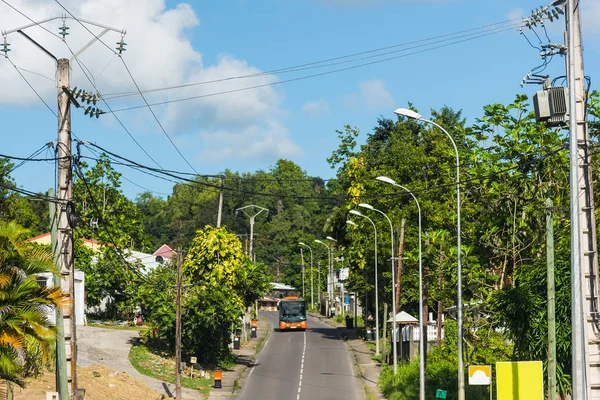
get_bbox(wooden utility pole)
[56,58,77,396]
[395,220,406,313]
[49,188,69,399]
[216,176,224,227]
[175,251,183,400]
[546,199,556,400]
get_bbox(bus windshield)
[279,300,307,323]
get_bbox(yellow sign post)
[496,361,543,400]
[469,365,492,400]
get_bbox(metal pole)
[546,199,557,400]
[372,209,397,374]
[216,176,224,227]
[249,216,255,261]
[318,261,321,303]
[422,119,462,399]
[175,251,183,400]
[390,183,424,399]
[49,188,69,399]
[300,248,305,299]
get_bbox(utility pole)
[546,199,556,400]
[175,250,183,400]
[56,57,78,396]
[49,188,69,399]
[565,0,600,397]
[216,176,224,227]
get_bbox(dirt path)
[77,326,202,399]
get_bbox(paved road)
[237,312,363,400]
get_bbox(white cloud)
[302,99,330,119]
[344,79,394,112]
[197,120,302,162]
[0,0,298,164]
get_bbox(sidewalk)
[207,316,271,400]
[309,313,385,400]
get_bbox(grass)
[129,341,212,398]
[88,322,145,331]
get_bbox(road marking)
[297,330,307,400]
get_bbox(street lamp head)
[346,220,358,226]
[314,239,324,244]
[299,242,306,246]
[394,108,422,120]
[358,203,374,210]
[349,210,362,216]
[376,176,396,185]
[326,236,337,242]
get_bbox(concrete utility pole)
[56,57,78,395]
[236,205,268,261]
[546,199,556,400]
[175,251,183,400]
[216,176,224,227]
[49,188,69,399]
[565,1,600,397]
[396,221,406,314]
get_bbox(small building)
[36,270,86,326]
[259,282,298,310]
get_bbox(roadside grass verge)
[88,322,145,331]
[128,340,212,397]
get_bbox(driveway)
[77,325,202,399]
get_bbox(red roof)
[153,244,176,259]
[26,232,50,242]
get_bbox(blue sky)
[0,0,598,199]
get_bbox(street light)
[394,107,464,399]
[325,236,337,310]
[315,239,334,308]
[299,242,314,306]
[235,205,269,262]
[348,211,380,356]
[358,203,398,374]
[376,177,424,400]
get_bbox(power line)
[54,0,198,174]
[1,0,164,170]
[102,19,521,99]
[0,181,65,203]
[109,26,517,114]
[72,157,151,283]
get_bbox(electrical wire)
[54,0,198,174]
[108,26,517,114]
[73,157,151,283]
[79,141,568,203]
[102,20,522,100]
[1,0,163,170]
[0,181,65,203]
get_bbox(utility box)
[533,86,568,127]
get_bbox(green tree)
[0,221,63,387]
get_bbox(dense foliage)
[0,222,63,387]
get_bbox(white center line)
[297,330,307,400]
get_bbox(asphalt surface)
[236,311,363,400]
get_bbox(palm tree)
[0,221,64,390]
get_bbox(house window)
[36,276,48,288]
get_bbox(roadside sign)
[469,365,492,385]
[435,389,447,399]
[190,357,197,364]
[496,361,543,400]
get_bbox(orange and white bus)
[278,297,307,331]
